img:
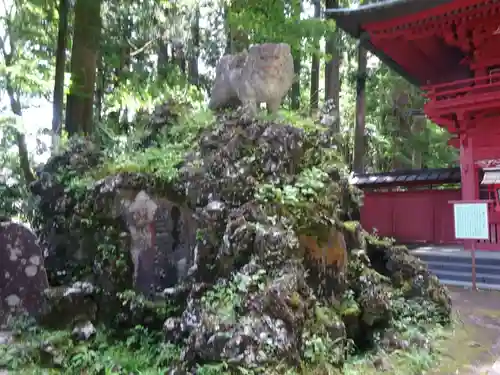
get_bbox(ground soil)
[434,286,500,375]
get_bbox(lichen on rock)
[23,105,452,373]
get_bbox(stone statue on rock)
[208,43,295,117]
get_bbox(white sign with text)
[453,202,489,240]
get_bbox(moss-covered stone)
[26,106,451,373]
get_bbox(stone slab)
[0,221,48,325]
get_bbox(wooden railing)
[422,73,500,120]
[476,200,500,250]
[423,72,500,102]
[476,222,500,250]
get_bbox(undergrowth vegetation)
[72,108,217,188]
[0,314,453,375]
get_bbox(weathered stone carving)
[0,221,49,325]
[120,190,196,297]
[208,43,295,117]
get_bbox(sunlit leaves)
[0,0,57,100]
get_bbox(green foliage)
[95,146,184,182]
[0,114,38,220]
[0,1,464,374]
[0,0,57,100]
[226,0,333,52]
[255,166,340,237]
[362,64,458,170]
[0,317,181,374]
[0,313,450,375]
[117,289,182,318]
[0,0,460,224]
[201,268,268,321]
[71,108,215,189]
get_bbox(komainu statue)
[208,43,295,117]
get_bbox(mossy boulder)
[27,106,451,372]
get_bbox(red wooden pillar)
[460,132,477,251]
[460,134,475,199]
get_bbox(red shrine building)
[328,0,500,251]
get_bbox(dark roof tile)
[350,167,461,187]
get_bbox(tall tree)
[352,40,367,173]
[412,115,425,168]
[65,0,102,136]
[188,5,200,86]
[51,0,70,151]
[324,0,341,132]
[290,0,302,110]
[157,7,169,81]
[309,0,321,114]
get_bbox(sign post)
[450,200,490,291]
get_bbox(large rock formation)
[208,43,295,117]
[20,106,451,372]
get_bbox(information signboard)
[453,202,489,240]
[451,200,490,291]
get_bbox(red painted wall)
[360,189,461,244]
[471,122,500,163]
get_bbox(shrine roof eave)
[350,167,461,188]
[325,0,455,87]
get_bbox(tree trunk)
[324,0,341,132]
[352,43,367,173]
[51,0,69,152]
[224,4,231,55]
[6,82,35,184]
[158,39,169,80]
[188,6,200,85]
[95,52,104,123]
[107,14,132,129]
[172,41,186,74]
[117,16,132,86]
[309,0,321,114]
[290,0,302,110]
[65,0,102,136]
[291,52,301,110]
[412,117,425,169]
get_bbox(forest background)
[0,0,458,219]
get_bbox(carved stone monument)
[208,43,295,117]
[121,191,196,297]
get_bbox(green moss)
[314,305,342,327]
[340,299,361,318]
[259,110,324,132]
[361,267,390,285]
[365,234,395,247]
[343,221,360,233]
[289,291,302,309]
[400,280,412,294]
